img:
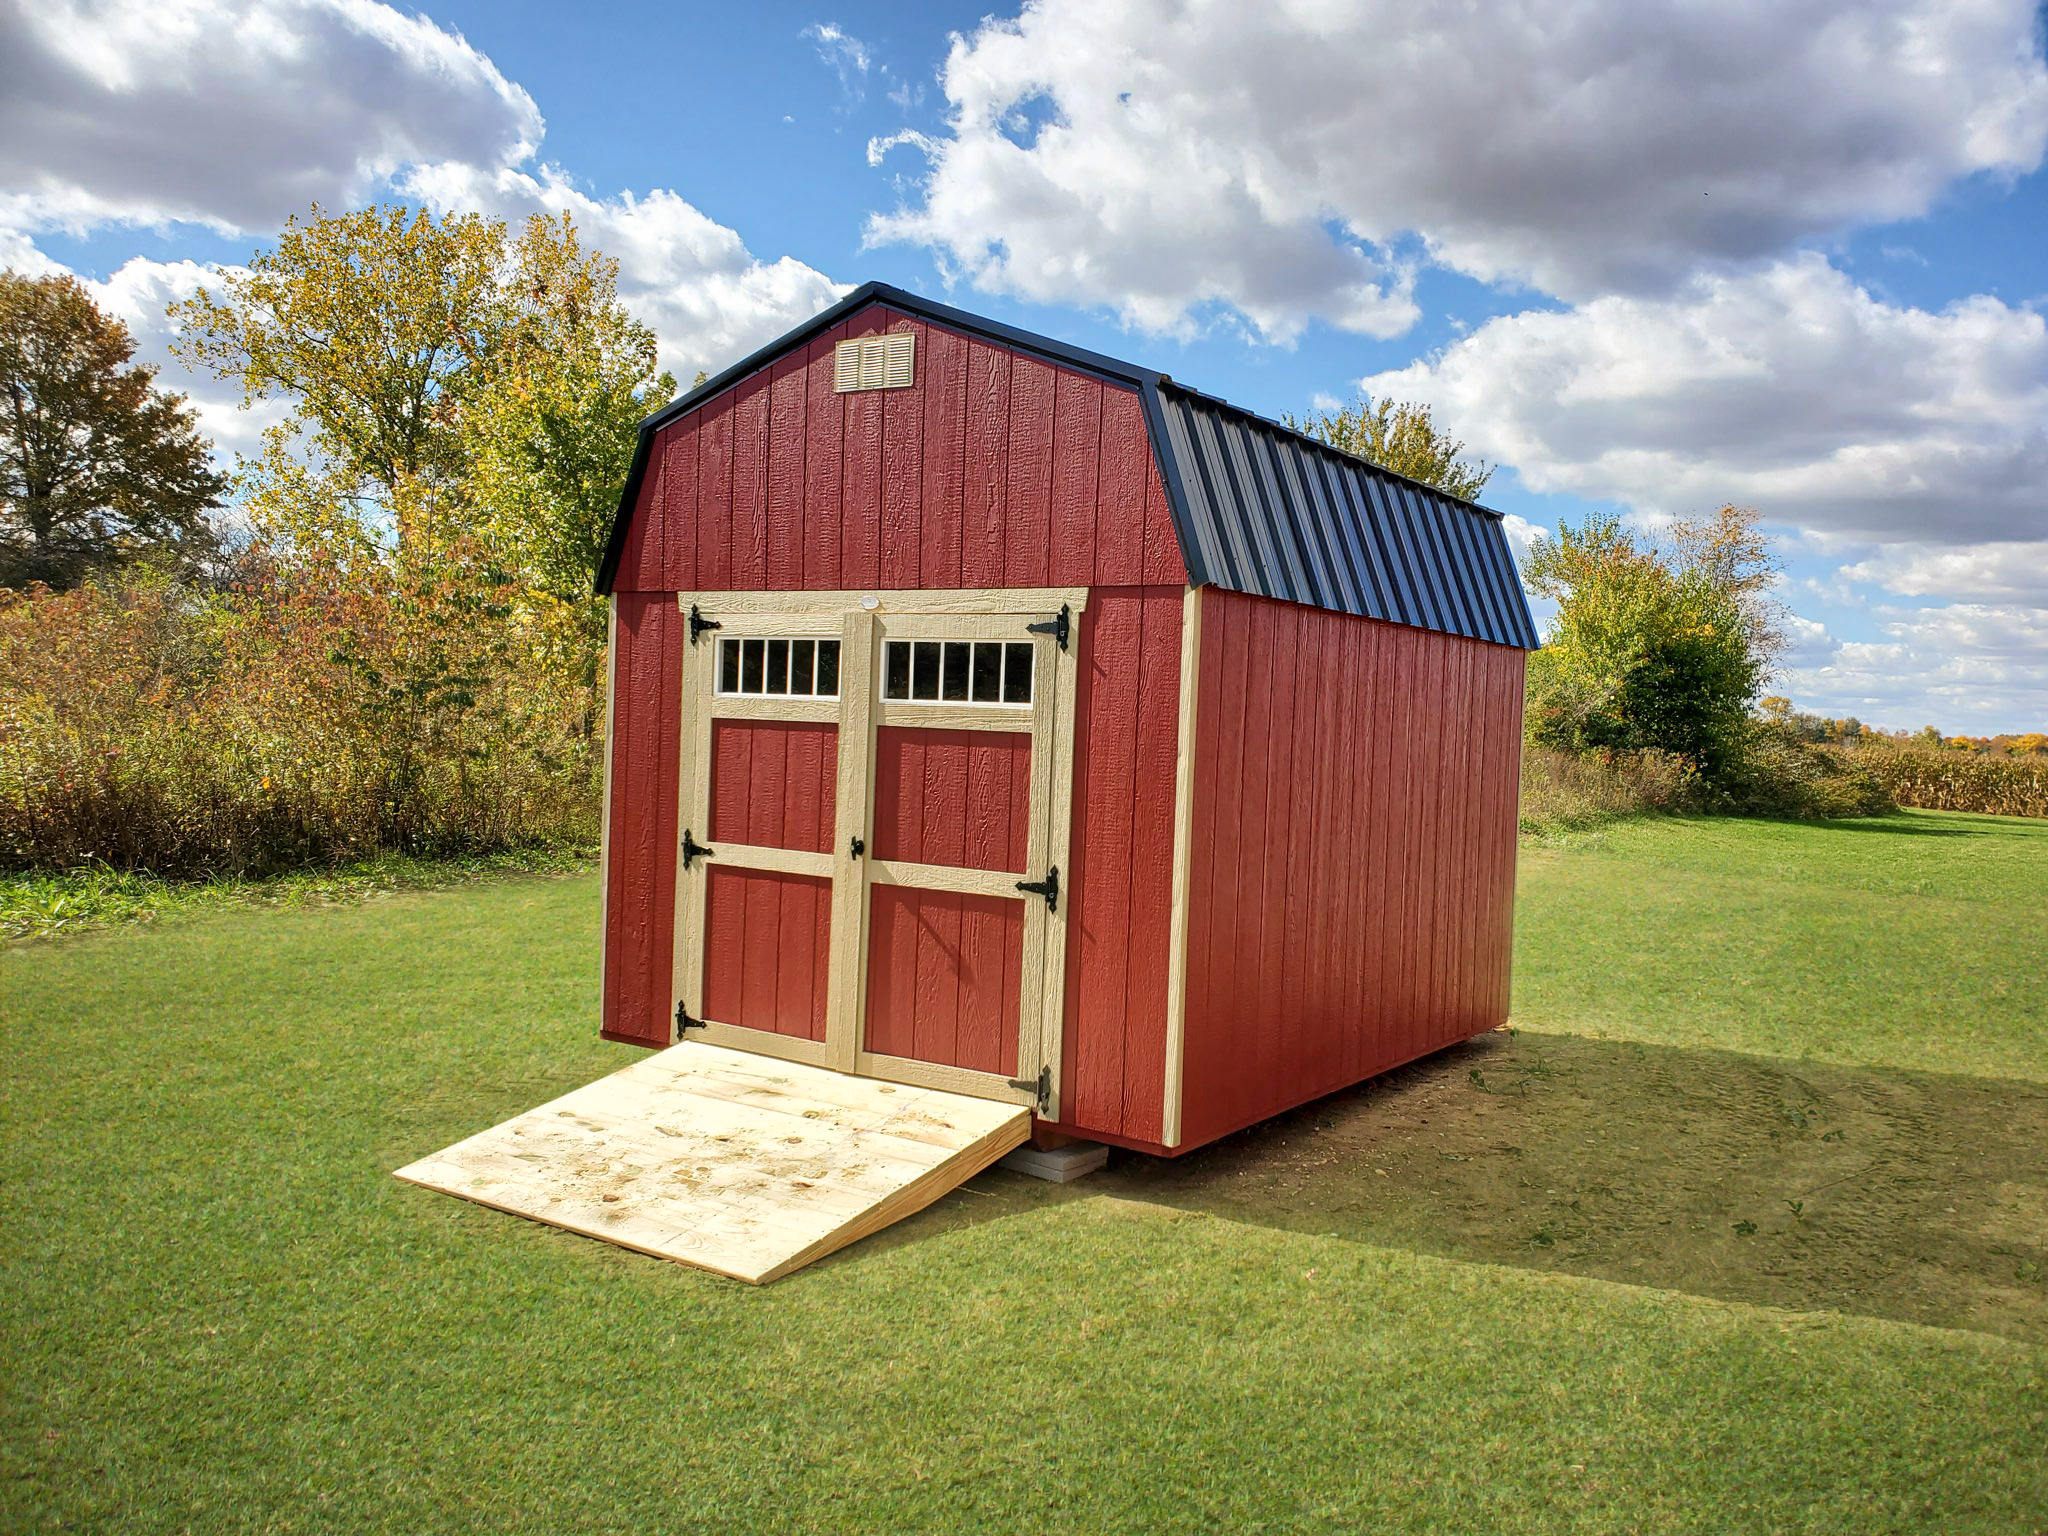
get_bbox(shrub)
[0,564,600,878]
[1519,745,1705,833]
[1712,725,1894,820]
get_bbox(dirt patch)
[941,1030,2048,1342]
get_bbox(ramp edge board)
[393,1040,1031,1284]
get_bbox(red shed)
[593,283,1538,1156]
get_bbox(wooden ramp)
[394,1041,1030,1284]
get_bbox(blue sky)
[7,0,2045,730]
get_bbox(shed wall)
[1177,589,1525,1150]
[609,303,1187,594]
[600,303,1188,1144]
[601,591,683,1047]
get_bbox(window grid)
[882,639,1032,707]
[717,637,842,699]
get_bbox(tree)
[1282,394,1495,501]
[465,213,673,654]
[0,271,224,589]
[170,205,507,551]
[1522,506,1777,776]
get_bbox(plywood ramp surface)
[394,1042,1030,1283]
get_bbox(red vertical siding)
[1176,590,1525,1150]
[703,867,831,1042]
[707,720,838,853]
[602,302,1190,1143]
[1045,586,1181,1147]
[601,592,681,1047]
[614,301,1187,596]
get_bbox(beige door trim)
[669,588,1086,1116]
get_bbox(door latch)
[849,835,865,859]
[681,828,714,867]
[687,603,722,645]
[1007,1065,1052,1113]
[1025,603,1071,652]
[1015,865,1059,913]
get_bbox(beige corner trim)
[1160,583,1204,1148]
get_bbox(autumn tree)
[0,271,224,589]
[1283,394,1495,501]
[466,213,673,668]
[1524,505,1781,776]
[171,205,507,553]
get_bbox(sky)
[4,0,2045,732]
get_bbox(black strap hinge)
[1008,1065,1052,1113]
[1015,865,1058,913]
[687,604,722,645]
[1025,603,1070,652]
[681,828,714,868]
[675,1000,706,1035]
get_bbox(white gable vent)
[833,331,916,392]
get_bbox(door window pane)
[713,637,841,699]
[1004,643,1033,704]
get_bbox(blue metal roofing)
[1152,384,1540,649]
[600,282,1538,650]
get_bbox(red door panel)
[703,866,832,1041]
[708,719,838,852]
[871,726,1030,872]
[865,885,1022,1077]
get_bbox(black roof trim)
[594,282,1537,648]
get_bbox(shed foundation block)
[998,1140,1109,1184]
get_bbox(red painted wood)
[765,353,807,590]
[865,886,1021,1076]
[707,720,838,853]
[961,339,1011,588]
[1061,596,1138,1131]
[1050,370,1101,587]
[602,593,681,1045]
[695,397,734,590]
[920,322,968,589]
[1116,587,1182,1141]
[1175,591,1524,1150]
[613,299,1169,595]
[660,416,698,589]
[703,866,830,1041]
[1004,355,1055,587]
[729,374,771,589]
[871,727,1029,872]
[880,316,925,588]
[802,326,845,588]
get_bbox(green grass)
[1513,809,2048,1080]
[3,815,2045,1533]
[0,845,596,940]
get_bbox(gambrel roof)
[600,282,1538,650]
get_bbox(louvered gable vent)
[833,331,915,392]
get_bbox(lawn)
[3,811,2043,1533]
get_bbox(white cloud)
[0,0,846,394]
[400,161,846,383]
[1839,541,2048,606]
[867,0,2048,336]
[0,0,540,236]
[80,257,289,464]
[804,21,872,99]
[1780,602,2048,728]
[1363,256,2048,546]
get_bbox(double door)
[670,590,1083,1117]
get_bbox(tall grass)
[1518,746,1703,833]
[0,565,600,878]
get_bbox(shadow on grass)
[1792,818,1989,837]
[862,1030,2048,1344]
